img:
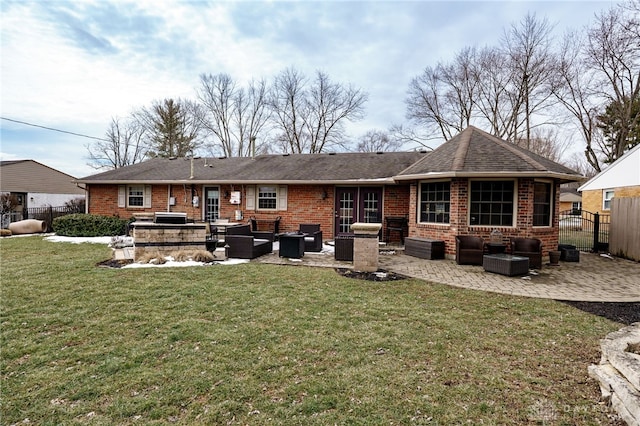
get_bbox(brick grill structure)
[131,222,206,261]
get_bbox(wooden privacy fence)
[610,197,640,261]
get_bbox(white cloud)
[1,0,614,176]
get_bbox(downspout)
[167,184,171,211]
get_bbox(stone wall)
[132,222,207,261]
[588,322,640,425]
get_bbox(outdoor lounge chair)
[298,223,323,252]
[225,224,274,259]
[510,237,543,269]
[455,235,484,265]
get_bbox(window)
[419,181,450,223]
[470,181,514,226]
[128,185,144,207]
[258,186,277,209]
[571,201,582,215]
[533,181,553,227]
[603,190,614,210]
[118,185,151,208]
[246,185,287,211]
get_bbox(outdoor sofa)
[224,224,274,259]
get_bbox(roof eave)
[77,178,399,185]
[393,171,585,182]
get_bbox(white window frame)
[468,179,517,227]
[245,185,287,211]
[532,180,553,228]
[118,185,151,209]
[603,189,615,210]
[418,180,451,224]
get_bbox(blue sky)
[1,0,614,178]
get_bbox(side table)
[485,243,506,255]
[278,233,306,258]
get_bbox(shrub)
[52,214,129,237]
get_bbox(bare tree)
[554,5,639,172]
[406,48,477,141]
[0,193,18,217]
[269,68,367,153]
[197,73,271,157]
[406,14,557,147]
[514,127,570,162]
[86,116,148,170]
[551,31,602,171]
[355,130,404,152]
[269,68,308,152]
[564,152,598,179]
[137,98,205,158]
[500,13,557,146]
[388,123,436,151]
[586,6,640,164]
[473,46,518,139]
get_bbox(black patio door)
[334,187,382,236]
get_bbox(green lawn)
[0,236,623,425]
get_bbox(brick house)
[394,127,582,254]
[578,144,640,215]
[76,151,425,243]
[76,126,583,255]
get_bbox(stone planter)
[549,250,561,266]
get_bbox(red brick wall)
[87,184,201,219]
[409,178,561,255]
[87,183,412,241]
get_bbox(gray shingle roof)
[1,160,85,194]
[76,127,584,185]
[77,152,428,184]
[397,126,582,180]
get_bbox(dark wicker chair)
[455,235,485,265]
[335,234,354,261]
[299,223,323,252]
[225,224,274,259]
[510,237,543,269]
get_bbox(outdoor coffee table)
[278,233,307,258]
[483,253,529,276]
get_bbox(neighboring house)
[559,185,582,214]
[76,126,583,255]
[578,144,640,214]
[0,160,85,224]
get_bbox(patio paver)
[257,249,640,302]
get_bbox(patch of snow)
[123,258,249,269]
[45,235,112,244]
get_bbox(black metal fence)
[24,206,81,232]
[558,210,610,252]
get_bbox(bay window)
[470,181,514,226]
[419,181,450,224]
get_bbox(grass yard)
[0,236,625,425]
